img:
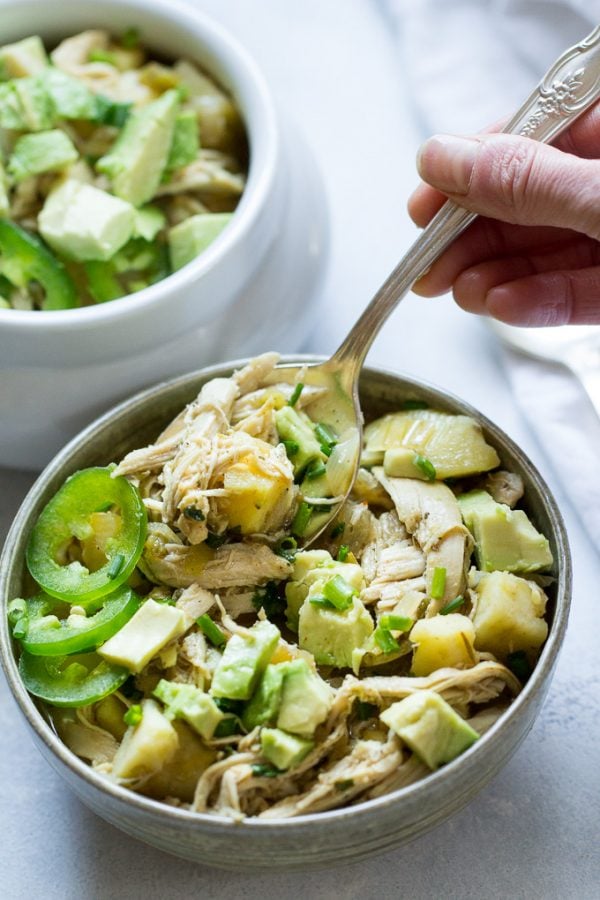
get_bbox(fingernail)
[417,134,480,194]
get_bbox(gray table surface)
[1,2,599,898]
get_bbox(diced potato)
[410,614,477,676]
[141,721,217,802]
[95,693,128,740]
[472,570,548,660]
[112,699,178,780]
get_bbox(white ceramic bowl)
[0,357,571,871]
[0,0,329,470]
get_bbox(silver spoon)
[269,24,600,543]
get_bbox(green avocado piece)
[8,130,78,182]
[298,592,374,669]
[97,89,180,206]
[458,489,553,574]
[260,727,313,771]
[153,679,224,740]
[0,36,48,78]
[381,690,479,770]
[242,662,287,731]
[210,620,280,701]
[276,658,333,737]
[274,405,324,477]
[168,212,232,271]
[133,205,166,241]
[44,68,98,120]
[0,76,54,131]
[284,550,365,631]
[164,109,199,175]
[39,178,135,262]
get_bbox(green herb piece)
[282,439,299,458]
[306,461,327,480]
[379,614,412,632]
[7,598,27,627]
[373,626,401,654]
[12,616,28,640]
[93,95,131,127]
[107,553,125,580]
[414,454,436,481]
[252,763,282,778]
[439,596,465,615]
[205,531,227,549]
[402,399,429,410]
[121,27,140,48]
[183,506,205,521]
[214,717,239,738]
[251,581,285,618]
[430,566,447,600]
[506,650,531,681]
[337,544,350,562]
[288,383,304,407]
[314,422,337,456]
[89,49,117,66]
[308,594,334,609]
[123,703,142,727]
[214,697,244,715]
[291,501,313,537]
[322,575,356,611]
[275,536,297,562]
[354,700,378,721]
[330,522,345,539]
[197,614,226,648]
[335,779,355,791]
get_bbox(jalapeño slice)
[19,650,128,707]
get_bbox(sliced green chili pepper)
[0,220,77,310]
[16,586,141,656]
[26,467,147,606]
[19,650,128,707]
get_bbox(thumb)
[416,132,600,240]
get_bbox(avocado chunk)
[165,109,200,175]
[0,36,48,78]
[285,549,365,631]
[276,658,333,737]
[98,598,186,673]
[458,489,553,574]
[44,68,98,120]
[274,405,325,478]
[39,178,135,262]
[153,679,225,740]
[381,690,479,770]
[210,620,280,701]
[133,205,166,241]
[260,727,314,771]
[0,76,54,131]
[112,698,179,780]
[472,570,548,662]
[299,591,374,669]
[242,662,287,731]
[97,89,180,206]
[168,212,232,271]
[8,130,78,183]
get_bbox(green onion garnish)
[205,531,227,549]
[354,700,378,721]
[12,616,28,640]
[252,764,282,778]
[374,626,401,654]
[89,49,117,66]
[430,566,447,600]
[402,399,429,410]
[282,439,300,457]
[440,596,465,615]
[506,650,531,681]
[330,522,345,539]
[306,461,327,480]
[309,594,335,609]
[214,698,244,715]
[314,422,337,456]
[337,544,350,562]
[335,779,355,791]
[322,575,356,611]
[121,26,140,48]
[414,454,436,481]
[107,553,125,579]
[251,581,286,618]
[214,717,239,738]
[291,501,313,537]
[379,614,412,632]
[197,614,226,647]
[288,383,304,407]
[183,506,205,521]
[123,704,143,727]
[7,598,27,627]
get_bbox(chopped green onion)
[183,506,205,521]
[94,95,131,127]
[336,544,350,562]
[282,439,299,458]
[288,383,304,407]
[121,26,140,48]
[12,616,28,640]
[107,553,125,579]
[214,717,239,738]
[309,594,335,609]
[123,704,143,727]
[414,454,436,481]
[430,566,447,600]
[214,698,244,715]
[205,531,227,549]
[7,598,27,627]
[275,536,297,562]
[252,764,282,778]
[335,779,355,791]
[252,581,286,618]
[197,614,226,648]
[439,596,465,615]
[89,49,117,66]
[306,461,327,480]
[402,399,429,410]
[322,575,356,611]
[374,626,401,654]
[354,700,378,721]
[291,501,313,537]
[314,422,337,456]
[506,650,531,681]
[379,614,412,632]
[330,522,345,539]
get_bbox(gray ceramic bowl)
[0,357,571,870]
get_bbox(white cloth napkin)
[386,0,600,552]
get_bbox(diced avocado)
[39,179,135,262]
[165,109,199,175]
[299,592,374,668]
[284,549,365,631]
[410,614,476,677]
[168,212,232,271]
[97,89,180,206]
[276,658,333,737]
[472,570,548,661]
[383,447,434,480]
[44,68,97,120]
[458,489,553,574]
[210,620,280,701]
[0,76,54,131]
[153,679,224,740]
[380,690,479,770]
[242,662,287,730]
[98,598,186,673]
[274,405,324,477]
[260,727,313,771]
[112,698,179,780]
[8,130,78,182]
[133,205,166,241]
[0,36,48,78]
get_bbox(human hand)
[408,104,600,325]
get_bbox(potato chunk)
[112,699,178,781]
[410,614,476,676]
[472,571,548,660]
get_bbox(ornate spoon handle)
[333,25,600,376]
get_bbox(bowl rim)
[0,0,279,331]
[0,355,572,832]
